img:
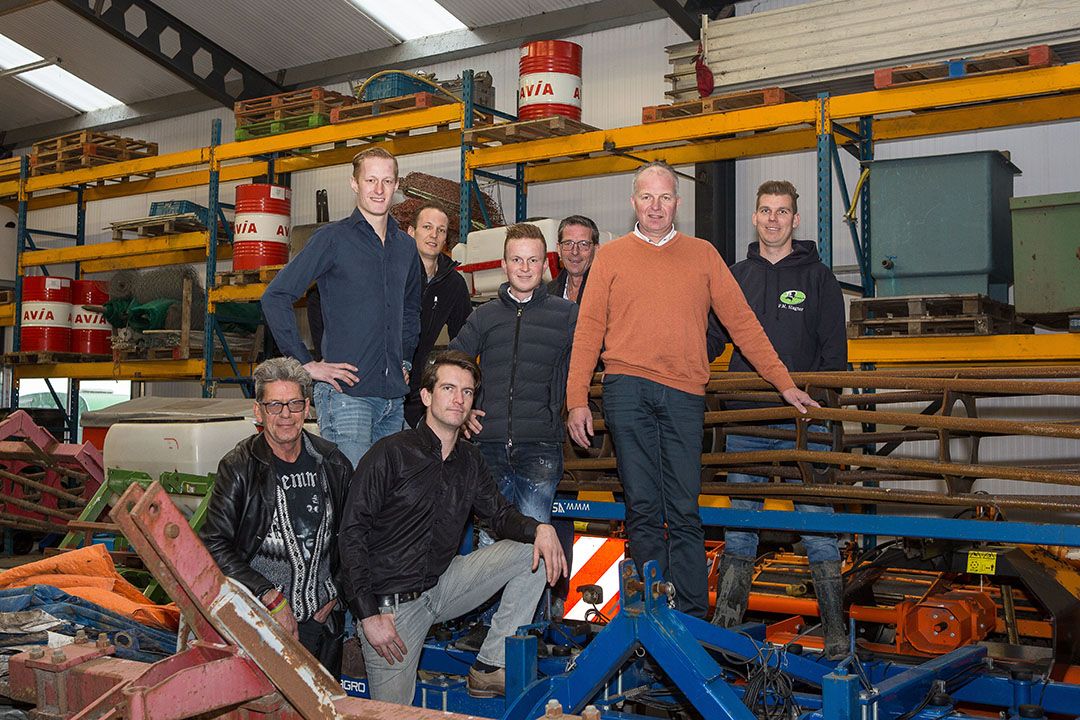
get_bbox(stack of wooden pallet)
[847,294,1033,339]
[30,131,158,177]
[233,87,357,141]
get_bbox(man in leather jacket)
[201,357,353,674]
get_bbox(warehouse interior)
[1,0,1079,718]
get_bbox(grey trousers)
[360,540,547,706]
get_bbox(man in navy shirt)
[263,148,422,468]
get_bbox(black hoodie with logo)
[723,239,846,407]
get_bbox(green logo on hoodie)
[780,290,806,306]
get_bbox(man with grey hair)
[566,161,817,619]
[202,357,353,673]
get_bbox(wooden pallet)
[463,115,598,147]
[215,264,285,286]
[847,294,1032,338]
[234,112,331,141]
[32,130,157,156]
[874,45,1059,90]
[329,91,456,124]
[235,87,356,127]
[642,86,798,123]
[3,350,111,365]
[110,212,208,240]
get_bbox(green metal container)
[868,151,1020,302]
[1010,191,1080,316]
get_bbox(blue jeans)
[723,423,841,564]
[360,540,546,705]
[312,383,403,469]
[602,374,708,618]
[476,441,563,546]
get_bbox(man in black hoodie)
[711,181,849,659]
[404,202,472,428]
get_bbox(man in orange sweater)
[566,161,817,618]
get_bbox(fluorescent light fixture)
[0,33,121,112]
[348,0,466,41]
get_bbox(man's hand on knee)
[532,524,568,585]
[361,613,407,664]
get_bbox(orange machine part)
[897,590,997,655]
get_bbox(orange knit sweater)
[566,231,795,408]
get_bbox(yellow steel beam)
[14,129,462,211]
[22,149,209,194]
[830,63,1080,119]
[0,303,12,328]
[216,104,464,160]
[19,231,209,269]
[524,128,820,183]
[81,244,233,274]
[848,333,1080,366]
[11,359,254,381]
[469,100,818,168]
[208,283,266,307]
[873,92,1080,141]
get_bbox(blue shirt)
[262,207,421,399]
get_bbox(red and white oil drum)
[518,40,582,121]
[233,183,291,271]
[20,275,72,352]
[71,279,111,355]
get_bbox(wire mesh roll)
[109,270,137,299]
[127,266,205,330]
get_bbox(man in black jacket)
[404,202,472,428]
[340,350,566,704]
[451,223,578,538]
[711,180,849,658]
[201,357,353,673]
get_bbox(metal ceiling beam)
[651,0,699,40]
[284,0,666,87]
[5,0,669,148]
[54,0,283,106]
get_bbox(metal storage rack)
[464,61,1080,316]
[0,96,472,435]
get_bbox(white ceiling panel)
[438,0,596,29]
[0,76,80,130]
[151,0,397,73]
[1,2,192,103]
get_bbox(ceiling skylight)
[0,33,121,112]
[347,0,466,41]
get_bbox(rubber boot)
[710,555,755,627]
[810,559,849,660]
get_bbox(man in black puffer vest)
[451,223,578,549]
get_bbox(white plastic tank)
[454,218,614,297]
[104,419,257,478]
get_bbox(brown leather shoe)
[466,666,505,698]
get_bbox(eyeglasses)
[557,240,596,252]
[260,399,307,415]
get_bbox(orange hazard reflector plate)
[563,535,626,621]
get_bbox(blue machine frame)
[397,559,1080,720]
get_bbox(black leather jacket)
[200,430,353,599]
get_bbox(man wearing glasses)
[548,215,599,303]
[202,357,353,674]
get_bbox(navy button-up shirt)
[262,207,421,399]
